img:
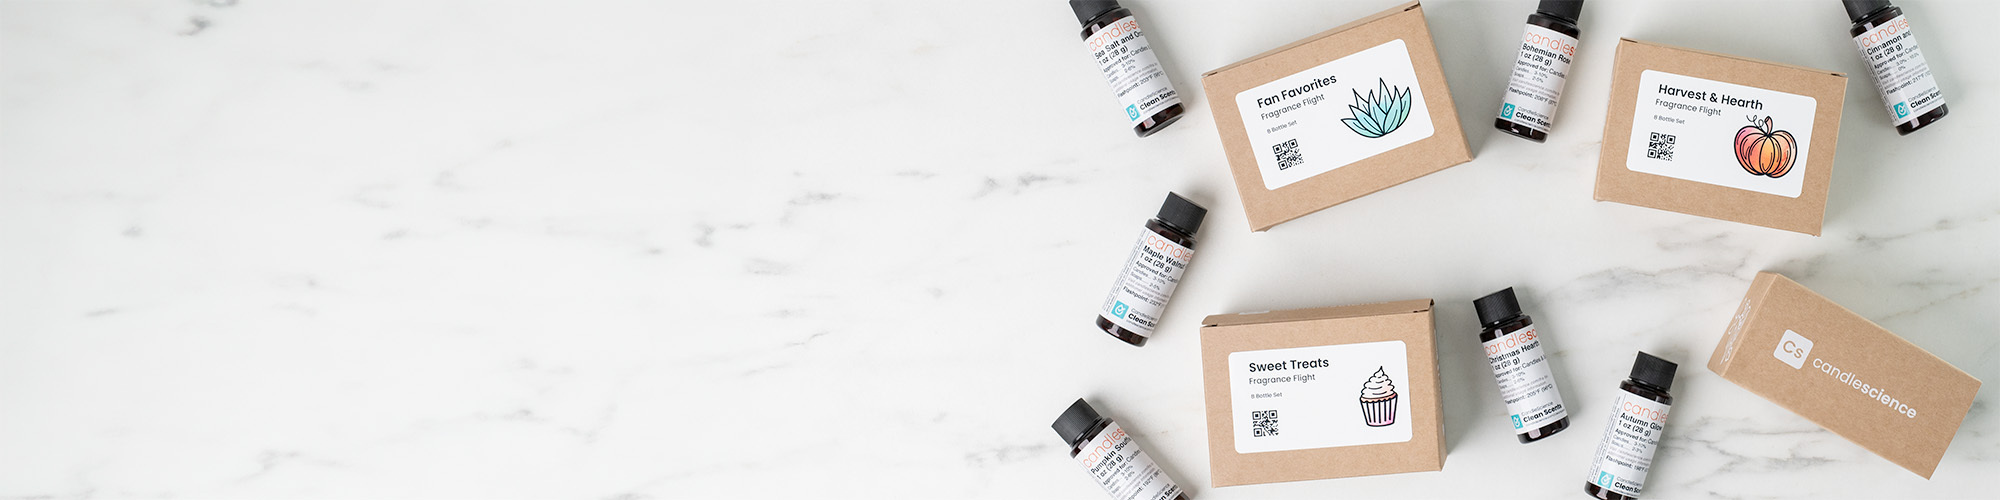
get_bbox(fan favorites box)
[1201,1,1471,232]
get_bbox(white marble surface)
[2,0,1995,498]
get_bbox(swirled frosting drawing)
[1359,366,1399,427]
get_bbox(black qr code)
[1273,139,1303,170]
[1647,132,1677,160]
[1252,410,1279,437]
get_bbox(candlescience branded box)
[1707,272,1980,478]
[1595,39,1847,235]
[1199,300,1443,486]
[1201,1,1471,232]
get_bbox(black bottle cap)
[1536,0,1584,23]
[1843,0,1893,22]
[1052,398,1104,445]
[1629,351,1678,392]
[1070,0,1123,25]
[1473,287,1524,327]
[1156,192,1206,235]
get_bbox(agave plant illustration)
[1341,78,1413,138]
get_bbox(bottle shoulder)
[1525,13,1581,37]
[1850,6,1904,37]
[1478,316,1533,342]
[1619,380,1673,404]
[1079,7,1135,39]
[1144,219,1197,247]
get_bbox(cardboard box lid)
[1593,39,1846,235]
[1201,299,1434,327]
[1708,272,1981,478]
[1201,1,1470,232]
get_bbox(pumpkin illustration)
[1733,115,1796,178]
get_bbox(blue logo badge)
[1598,472,1615,488]
[1894,102,1909,118]
[1111,301,1130,318]
[1512,415,1524,429]
[1126,104,1140,120]
[1501,103,1517,119]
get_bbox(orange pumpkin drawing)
[1734,115,1796,178]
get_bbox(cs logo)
[1126,104,1141,120]
[1773,329,1814,369]
[1511,415,1524,429]
[1111,301,1130,319]
[1894,102,1909,118]
[1501,103,1517,119]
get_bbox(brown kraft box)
[1595,39,1846,235]
[1202,1,1471,232]
[1199,300,1443,486]
[1708,272,1980,478]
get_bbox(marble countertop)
[2,0,1994,498]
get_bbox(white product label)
[1085,16,1181,125]
[1234,39,1435,190]
[1099,229,1193,337]
[1626,70,1816,198]
[1228,341,1412,454]
[1496,24,1578,133]
[1773,329,1814,369]
[1481,325,1568,431]
[1075,422,1184,500]
[1854,15,1944,125]
[1586,391,1671,498]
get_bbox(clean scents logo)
[1501,102,1517,119]
[1111,301,1130,319]
[1773,329,1813,369]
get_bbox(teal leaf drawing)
[1341,78,1413,138]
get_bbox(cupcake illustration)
[1358,366,1399,427]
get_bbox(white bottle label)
[1854,15,1944,125]
[1481,325,1568,432]
[1099,229,1193,337]
[1075,422,1183,500]
[1232,39,1435,190]
[1625,70,1817,198]
[1497,24,1577,133]
[1587,391,1672,498]
[1228,341,1412,453]
[1085,16,1181,125]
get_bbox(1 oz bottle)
[1495,0,1585,142]
[1474,288,1570,443]
[1845,0,1947,135]
[1072,0,1185,137]
[1096,192,1204,347]
[1053,399,1190,500]
[1584,352,1677,500]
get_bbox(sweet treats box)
[1199,299,1443,486]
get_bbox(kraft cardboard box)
[1595,39,1847,235]
[1708,272,1980,478]
[1199,300,1442,486]
[1202,2,1471,232]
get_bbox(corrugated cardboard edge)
[1593,39,1846,235]
[1201,1,1471,232]
[1199,299,1443,487]
[1201,299,1434,327]
[1706,272,1984,478]
[1706,272,1780,377]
